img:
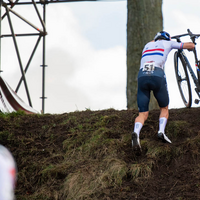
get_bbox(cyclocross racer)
[132,31,195,151]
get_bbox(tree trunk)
[127,0,163,110]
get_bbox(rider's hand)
[183,42,195,50]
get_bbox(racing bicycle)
[171,29,200,108]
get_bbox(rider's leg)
[158,105,171,143]
[158,106,169,133]
[134,111,149,136]
[132,111,149,150]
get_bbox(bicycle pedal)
[194,99,200,104]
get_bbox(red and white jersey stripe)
[140,40,183,70]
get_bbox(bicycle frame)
[178,49,200,98]
[172,29,200,103]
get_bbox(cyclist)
[0,145,17,200]
[132,31,195,151]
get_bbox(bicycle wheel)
[197,67,200,85]
[174,51,192,108]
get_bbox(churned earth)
[0,107,200,199]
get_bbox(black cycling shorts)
[137,67,169,112]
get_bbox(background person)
[131,31,195,151]
[0,144,17,200]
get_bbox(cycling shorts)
[137,67,169,112]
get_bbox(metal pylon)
[0,0,48,113]
[0,0,123,113]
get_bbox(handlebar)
[171,29,200,43]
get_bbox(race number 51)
[143,62,155,71]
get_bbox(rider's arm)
[182,42,195,50]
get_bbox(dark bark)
[127,0,163,110]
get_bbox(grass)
[0,108,200,199]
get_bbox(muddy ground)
[0,107,200,199]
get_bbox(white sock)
[159,117,167,133]
[133,122,143,136]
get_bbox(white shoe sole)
[158,132,172,144]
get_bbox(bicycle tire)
[197,68,200,85]
[174,51,192,108]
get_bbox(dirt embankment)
[0,107,200,199]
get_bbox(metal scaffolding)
[0,0,123,113]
